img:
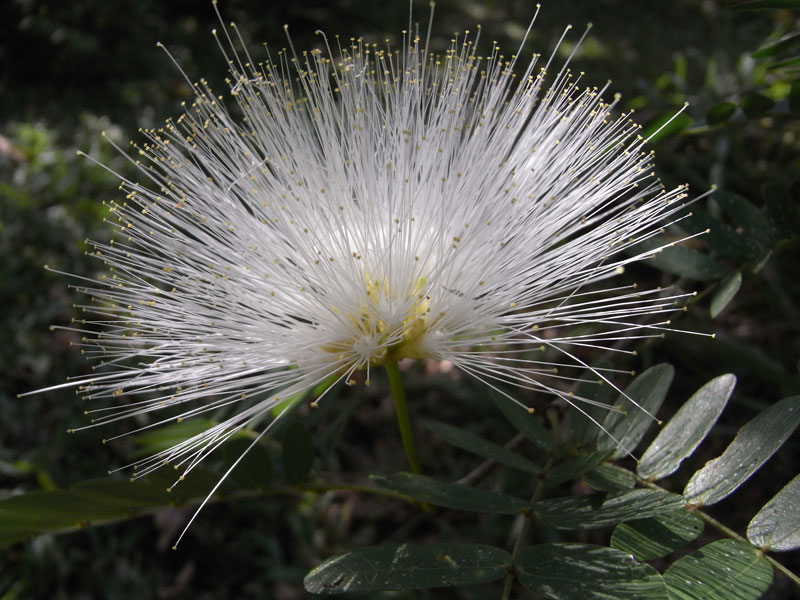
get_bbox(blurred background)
[1,0,798,598]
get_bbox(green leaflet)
[70,478,171,509]
[303,543,510,593]
[425,420,541,474]
[611,511,704,561]
[546,451,608,486]
[0,489,124,533]
[663,539,773,600]
[710,272,742,318]
[582,464,636,492]
[747,473,800,551]
[371,473,527,514]
[132,418,218,456]
[741,93,775,118]
[533,489,684,529]
[682,209,759,261]
[598,364,674,459]
[638,374,735,480]
[684,396,800,506]
[222,437,274,489]
[491,391,552,451]
[714,192,781,247]
[637,238,727,281]
[517,543,667,600]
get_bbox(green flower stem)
[384,359,424,475]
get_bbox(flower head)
[45,9,698,486]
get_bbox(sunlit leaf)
[638,374,735,480]
[517,543,667,600]
[566,373,617,446]
[710,272,742,318]
[425,420,540,474]
[684,396,800,506]
[371,473,527,514]
[533,489,684,529]
[303,543,510,593]
[747,473,800,551]
[663,539,772,600]
[598,364,674,458]
[611,511,704,560]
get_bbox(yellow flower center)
[325,272,434,366]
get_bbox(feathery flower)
[41,7,701,493]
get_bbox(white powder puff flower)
[37,8,704,496]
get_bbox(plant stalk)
[501,411,560,600]
[385,359,424,475]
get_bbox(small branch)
[501,412,561,600]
